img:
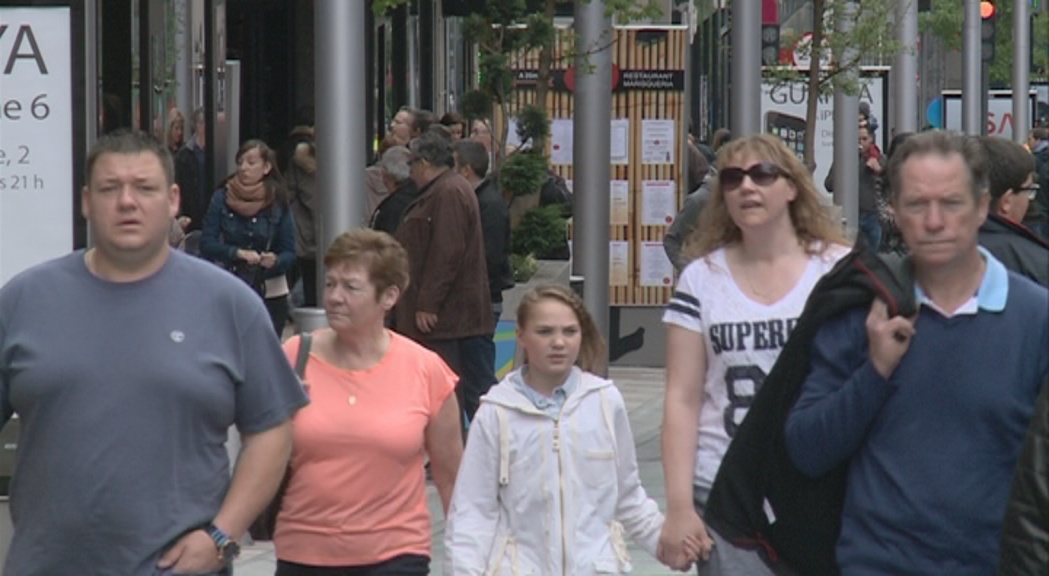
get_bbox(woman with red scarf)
[201,139,297,334]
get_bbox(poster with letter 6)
[0,7,73,287]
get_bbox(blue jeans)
[858,210,883,253]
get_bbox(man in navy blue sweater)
[786,131,1049,575]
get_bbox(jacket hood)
[481,367,613,413]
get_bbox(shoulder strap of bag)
[599,387,619,459]
[496,405,510,487]
[295,333,312,379]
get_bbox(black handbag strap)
[295,333,312,379]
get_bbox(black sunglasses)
[719,161,784,191]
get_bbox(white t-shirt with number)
[663,244,849,492]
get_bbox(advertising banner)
[760,72,887,195]
[0,8,73,287]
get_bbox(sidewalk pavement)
[234,366,681,575]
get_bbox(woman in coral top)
[274,229,463,575]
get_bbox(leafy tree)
[920,0,1049,85]
[763,0,906,168]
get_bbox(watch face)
[221,540,241,561]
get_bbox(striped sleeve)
[663,267,704,333]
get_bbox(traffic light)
[761,24,780,66]
[980,1,996,63]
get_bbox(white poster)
[641,180,677,226]
[611,118,630,165]
[642,119,676,165]
[550,119,574,165]
[610,180,630,225]
[640,241,675,287]
[0,8,73,287]
[610,241,630,286]
[760,73,885,197]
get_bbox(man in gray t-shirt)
[0,131,308,575]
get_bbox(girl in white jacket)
[444,284,693,575]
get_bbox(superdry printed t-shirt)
[663,245,848,491]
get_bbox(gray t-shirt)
[0,250,309,575]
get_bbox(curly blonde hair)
[516,284,606,375]
[682,134,846,262]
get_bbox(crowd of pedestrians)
[0,103,1047,576]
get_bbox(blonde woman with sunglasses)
[658,134,849,574]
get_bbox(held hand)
[657,508,714,571]
[237,250,262,265]
[156,529,223,574]
[416,311,439,333]
[259,252,277,269]
[866,156,882,173]
[866,299,916,379]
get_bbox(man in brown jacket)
[395,130,496,424]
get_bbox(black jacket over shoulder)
[704,246,918,576]
[1000,379,1049,575]
[979,214,1049,288]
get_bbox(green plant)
[510,253,539,283]
[511,205,566,258]
[500,150,550,198]
[515,104,551,148]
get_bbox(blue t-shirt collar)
[914,246,1008,314]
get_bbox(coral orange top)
[274,332,457,566]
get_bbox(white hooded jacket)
[444,368,663,575]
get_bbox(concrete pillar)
[730,0,761,136]
[894,0,919,134]
[572,0,613,373]
[315,0,368,301]
[961,0,982,135]
[1012,0,1030,143]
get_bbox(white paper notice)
[610,180,630,225]
[550,119,574,165]
[506,118,523,151]
[610,119,630,165]
[640,242,675,287]
[610,241,630,286]
[641,180,677,226]
[641,119,675,165]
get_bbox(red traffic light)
[980,1,995,19]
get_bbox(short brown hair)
[516,284,606,374]
[979,136,1035,201]
[324,229,410,299]
[886,131,988,204]
[86,129,174,186]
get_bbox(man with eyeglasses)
[976,136,1049,287]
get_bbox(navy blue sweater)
[786,267,1049,575]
